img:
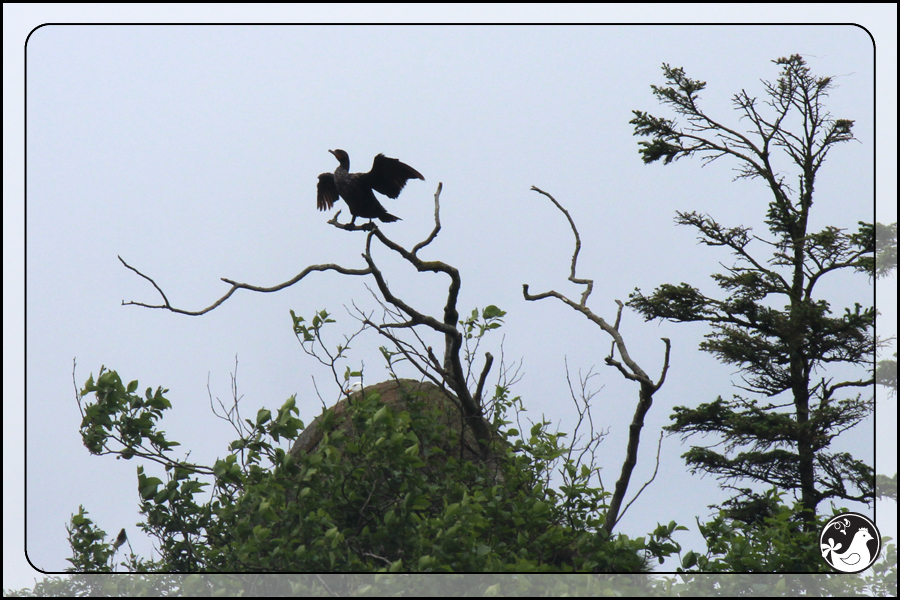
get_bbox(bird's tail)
[380,213,401,223]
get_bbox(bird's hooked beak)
[329,149,349,167]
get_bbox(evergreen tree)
[628,56,875,530]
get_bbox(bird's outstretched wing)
[317,173,339,211]
[365,154,424,199]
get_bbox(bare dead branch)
[656,338,672,389]
[326,210,376,231]
[609,300,625,359]
[362,232,455,335]
[122,182,499,461]
[208,356,246,440]
[310,375,327,410]
[120,255,371,316]
[530,186,594,305]
[613,429,665,529]
[474,352,494,406]
[427,346,444,375]
[346,186,496,457]
[412,182,444,255]
[361,233,493,455]
[360,315,447,394]
[523,187,673,535]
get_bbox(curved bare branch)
[120,255,370,316]
[522,187,672,534]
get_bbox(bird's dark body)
[317,149,424,223]
[332,168,390,221]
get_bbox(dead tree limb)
[361,184,495,457]
[120,182,496,457]
[522,186,671,534]
[120,255,371,316]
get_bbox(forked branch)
[120,183,496,457]
[119,256,370,316]
[522,186,671,534]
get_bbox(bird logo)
[819,513,881,573]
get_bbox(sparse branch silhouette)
[523,185,670,534]
[120,182,496,457]
[119,256,371,316]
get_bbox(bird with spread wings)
[317,149,424,224]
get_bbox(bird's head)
[329,149,350,168]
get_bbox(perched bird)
[317,149,424,224]
[112,528,127,552]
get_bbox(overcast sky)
[5,4,897,590]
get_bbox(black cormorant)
[317,149,424,223]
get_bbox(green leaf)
[139,477,163,500]
[256,409,272,426]
[483,305,506,319]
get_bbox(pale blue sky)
[5,4,896,590]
